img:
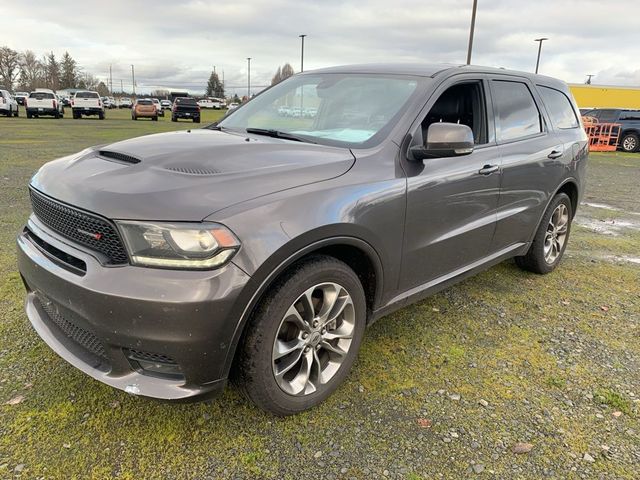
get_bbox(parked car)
[71,91,104,119]
[118,97,133,109]
[13,91,28,106]
[0,89,19,117]
[197,98,220,109]
[227,102,240,112]
[580,108,640,153]
[160,99,172,110]
[61,96,72,107]
[151,98,164,117]
[16,64,587,415]
[26,89,63,118]
[101,97,117,109]
[132,98,158,121]
[171,96,200,122]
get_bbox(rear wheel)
[171,116,177,122]
[98,111,105,120]
[515,193,572,274]
[13,107,19,117]
[621,133,639,153]
[238,256,366,416]
[26,111,32,119]
[152,116,158,121]
[194,117,200,123]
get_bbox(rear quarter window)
[538,86,579,129]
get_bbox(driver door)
[399,76,502,292]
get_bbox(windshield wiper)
[245,128,317,144]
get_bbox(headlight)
[116,221,240,269]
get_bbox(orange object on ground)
[582,117,620,152]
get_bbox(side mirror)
[410,122,474,161]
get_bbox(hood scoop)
[164,165,221,175]
[99,150,141,165]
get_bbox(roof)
[304,63,567,87]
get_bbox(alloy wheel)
[623,136,637,152]
[544,203,569,264]
[272,282,355,396]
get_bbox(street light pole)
[534,38,548,74]
[466,0,478,65]
[247,57,251,99]
[586,74,594,85]
[299,34,307,72]
[131,64,135,96]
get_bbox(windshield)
[219,73,422,148]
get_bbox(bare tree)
[18,50,44,91]
[271,63,295,86]
[0,46,21,89]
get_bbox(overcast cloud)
[3,0,639,95]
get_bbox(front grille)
[29,188,128,265]
[37,295,107,359]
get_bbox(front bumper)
[17,217,251,400]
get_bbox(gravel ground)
[0,113,638,479]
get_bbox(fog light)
[134,358,183,377]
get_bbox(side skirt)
[371,242,528,323]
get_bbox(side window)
[492,80,542,142]
[420,81,488,145]
[538,86,579,129]
[596,109,618,123]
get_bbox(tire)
[515,193,572,274]
[152,116,158,121]
[620,133,639,153]
[73,112,79,119]
[26,112,32,119]
[98,112,105,120]
[171,116,177,122]
[14,108,19,117]
[54,110,60,119]
[194,117,200,123]
[238,255,366,416]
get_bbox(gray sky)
[3,0,639,95]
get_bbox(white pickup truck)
[197,98,222,109]
[72,91,104,119]
[26,89,64,119]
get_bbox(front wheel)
[238,256,366,416]
[516,193,572,274]
[621,133,639,153]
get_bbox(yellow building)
[569,84,640,109]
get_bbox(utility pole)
[120,79,123,93]
[131,64,135,96]
[247,57,251,99]
[466,0,478,65]
[109,64,113,94]
[534,38,548,74]
[299,34,307,72]
[586,74,594,85]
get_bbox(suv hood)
[30,129,355,221]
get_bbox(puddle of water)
[575,217,640,236]
[601,254,640,265]
[581,202,640,217]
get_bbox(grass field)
[1,110,639,479]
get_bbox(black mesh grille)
[37,295,107,359]
[127,349,176,364]
[29,188,129,265]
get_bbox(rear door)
[399,74,502,291]
[488,76,563,251]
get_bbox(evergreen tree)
[205,71,224,98]
[44,52,61,90]
[60,51,78,89]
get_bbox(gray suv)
[17,64,588,415]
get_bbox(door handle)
[478,164,499,175]
[548,149,564,159]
